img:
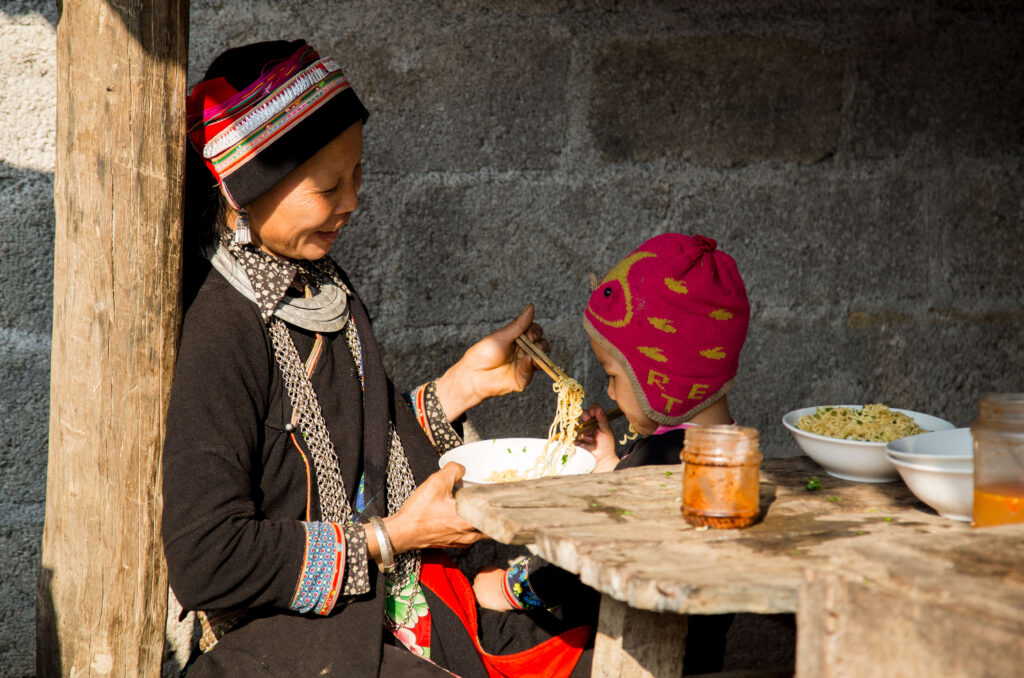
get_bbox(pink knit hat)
[583,233,750,426]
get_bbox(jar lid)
[978,393,1024,426]
[683,425,762,462]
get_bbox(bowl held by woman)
[439,437,595,484]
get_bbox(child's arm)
[472,566,515,611]
[473,557,573,611]
[475,556,601,614]
[577,403,618,473]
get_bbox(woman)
[163,40,592,677]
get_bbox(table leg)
[592,594,688,678]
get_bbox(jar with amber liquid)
[682,425,762,529]
[972,394,1024,528]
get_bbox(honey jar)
[682,425,762,529]
[972,393,1024,528]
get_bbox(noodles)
[482,375,586,483]
[485,469,527,483]
[522,376,585,480]
[547,376,585,452]
[797,404,927,442]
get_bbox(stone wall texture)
[2,1,1022,675]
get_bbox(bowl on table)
[439,437,595,484]
[782,406,955,483]
[884,428,974,522]
[886,456,973,522]
[885,427,973,471]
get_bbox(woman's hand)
[376,463,486,557]
[434,304,550,421]
[472,567,515,611]
[576,403,618,473]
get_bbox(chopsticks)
[515,333,625,434]
[515,334,572,383]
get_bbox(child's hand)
[577,404,618,473]
[472,567,515,611]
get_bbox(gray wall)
[3,1,1022,675]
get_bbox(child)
[579,231,750,470]
[473,233,749,671]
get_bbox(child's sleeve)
[501,556,595,610]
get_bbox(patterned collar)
[225,237,311,323]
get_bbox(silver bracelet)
[370,516,395,574]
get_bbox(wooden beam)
[797,525,1024,677]
[37,1,188,675]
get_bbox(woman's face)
[589,337,658,435]
[238,121,363,261]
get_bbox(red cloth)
[419,552,590,678]
[584,233,749,426]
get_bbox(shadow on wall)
[3,1,58,26]
[35,567,62,676]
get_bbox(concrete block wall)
[2,1,1022,675]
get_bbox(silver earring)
[233,209,252,245]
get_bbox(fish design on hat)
[587,251,656,329]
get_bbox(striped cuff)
[503,556,545,610]
[408,381,463,453]
[291,522,345,616]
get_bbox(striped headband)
[187,41,369,209]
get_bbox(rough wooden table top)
[455,456,973,616]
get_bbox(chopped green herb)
[883,517,892,522]
[561,454,568,465]
[664,471,673,477]
[806,477,822,491]
[827,496,842,503]
[590,502,598,508]
[616,509,633,516]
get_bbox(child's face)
[589,337,658,436]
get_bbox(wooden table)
[455,456,996,677]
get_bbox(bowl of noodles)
[782,404,955,483]
[439,438,596,484]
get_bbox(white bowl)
[782,406,955,483]
[885,428,973,471]
[438,437,595,484]
[889,456,973,521]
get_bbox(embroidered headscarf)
[186,40,369,209]
[583,233,750,426]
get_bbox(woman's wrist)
[434,363,480,422]
[365,515,408,566]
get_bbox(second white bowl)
[889,456,973,522]
[885,427,973,471]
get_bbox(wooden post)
[37,0,189,675]
[593,594,689,678]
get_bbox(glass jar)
[682,425,762,529]
[972,393,1024,528]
